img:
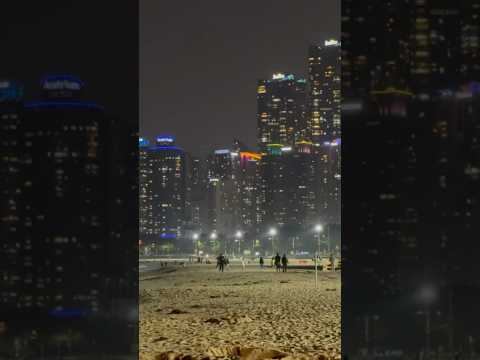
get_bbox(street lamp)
[268,228,277,256]
[313,224,324,288]
[314,224,323,256]
[364,314,380,355]
[418,284,437,360]
[192,233,199,255]
[235,231,243,257]
[209,232,218,255]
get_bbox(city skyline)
[140,41,341,158]
[140,0,339,155]
[139,39,342,257]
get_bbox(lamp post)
[192,233,199,256]
[314,224,323,288]
[419,284,437,360]
[327,224,331,257]
[235,231,242,257]
[314,224,323,255]
[210,232,217,254]
[269,228,277,256]
[364,314,380,355]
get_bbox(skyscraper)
[0,75,109,319]
[307,41,341,226]
[139,137,152,241]
[185,155,204,232]
[204,149,237,252]
[257,73,307,152]
[0,80,25,315]
[308,40,341,144]
[236,151,262,251]
[148,135,186,253]
[315,139,341,224]
[257,145,316,254]
[342,0,480,355]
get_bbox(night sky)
[1,1,138,125]
[141,1,339,156]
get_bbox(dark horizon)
[140,0,339,156]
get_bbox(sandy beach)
[139,263,340,360]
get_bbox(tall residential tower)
[308,40,341,144]
[257,73,307,152]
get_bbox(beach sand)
[140,264,340,360]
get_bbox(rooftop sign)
[325,39,340,47]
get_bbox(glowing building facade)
[342,0,480,355]
[1,75,108,319]
[308,40,341,144]
[257,145,317,254]
[142,136,186,253]
[0,81,25,313]
[257,73,307,152]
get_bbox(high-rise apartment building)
[257,145,317,254]
[257,73,307,152]
[0,80,25,315]
[307,41,341,226]
[205,149,236,250]
[0,75,109,319]
[185,155,204,232]
[147,136,186,253]
[342,0,480,355]
[236,151,262,245]
[315,139,341,224]
[139,137,152,240]
[308,40,341,144]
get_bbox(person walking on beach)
[216,254,225,272]
[274,253,281,272]
[241,257,246,272]
[329,253,335,271]
[281,254,288,272]
[259,256,264,269]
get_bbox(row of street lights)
[192,230,244,256]
[191,223,330,257]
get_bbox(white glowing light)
[214,149,230,155]
[343,102,363,111]
[325,39,340,46]
[43,80,81,91]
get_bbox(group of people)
[207,252,339,273]
[215,253,288,272]
[259,253,288,272]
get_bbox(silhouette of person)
[281,254,288,272]
[274,253,281,272]
[216,254,225,272]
